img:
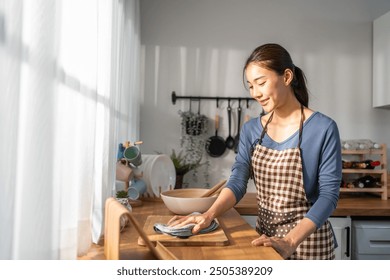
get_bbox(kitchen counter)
[79,199,282,260]
[80,192,390,260]
[235,193,390,217]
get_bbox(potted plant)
[115,190,131,230]
[176,110,210,188]
[179,110,208,136]
[115,190,130,206]
[170,149,207,189]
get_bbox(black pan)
[205,114,226,157]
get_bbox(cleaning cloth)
[153,212,219,238]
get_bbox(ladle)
[225,99,235,149]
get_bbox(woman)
[169,43,342,260]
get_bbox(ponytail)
[291,66,309,107]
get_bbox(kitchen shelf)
[342,148,385,155]
[341,144,387,200]
[171,91,255,108]
[340,188,384,193]
[342,169,385,174]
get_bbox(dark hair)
[243,43,309,107]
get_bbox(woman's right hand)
[167,213,213,234]
[167,187,236,234]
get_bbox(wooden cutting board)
[138,215,229,247]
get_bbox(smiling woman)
[167,43,342,260]
[0,0,141,260]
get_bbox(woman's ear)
[283,68,293,86]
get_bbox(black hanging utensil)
[225,99,235,149]
[205,114,226,157]
[233,101,242,153]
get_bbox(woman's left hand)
[251,234,296,259]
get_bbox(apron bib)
[251,107,334,260]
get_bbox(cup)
[124,145,142,167]
[115,159,133,182]
[127,178,147,200]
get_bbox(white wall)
[139,0,390,190]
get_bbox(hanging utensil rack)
[171,91,253,108]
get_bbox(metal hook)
[171,91,177,104]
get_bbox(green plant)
[116,190,128,198]
[170,149,205,176]
[179,110,208,136]
[178,109,208,164]
[165,109,210,188]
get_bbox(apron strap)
[298,105,304,149]
[251,105,305,154]
[259,111,274,145]
[250,112,274,181]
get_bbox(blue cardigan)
[226,111,342,228]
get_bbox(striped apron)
[251,107,335,260]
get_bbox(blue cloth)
[154,213,219,238]
[227,111,342,229]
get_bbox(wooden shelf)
[339,188,384,193]
[342,148,385,155]
[341,144,387,200]
[342,169,386,174]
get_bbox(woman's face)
[245,62,292,113]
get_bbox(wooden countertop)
[80,199,282,260]
[235,193,390,217]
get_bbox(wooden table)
[80,192,390,260]
[80,199,282,260]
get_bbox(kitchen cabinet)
[373,10,390,108]
[340,144,388,200]
[241,215,257,229]
[329,217,351,260]
[352,219,390,260]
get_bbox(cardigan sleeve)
[304,120,342,228]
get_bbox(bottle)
[372,142,380,149]
[351,160,380,169]
[353,175,381,188]
[342,141,359,150]
[342,160,352,169]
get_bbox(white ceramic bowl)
[160,188,218,215]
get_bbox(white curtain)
[0,0,140,259]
